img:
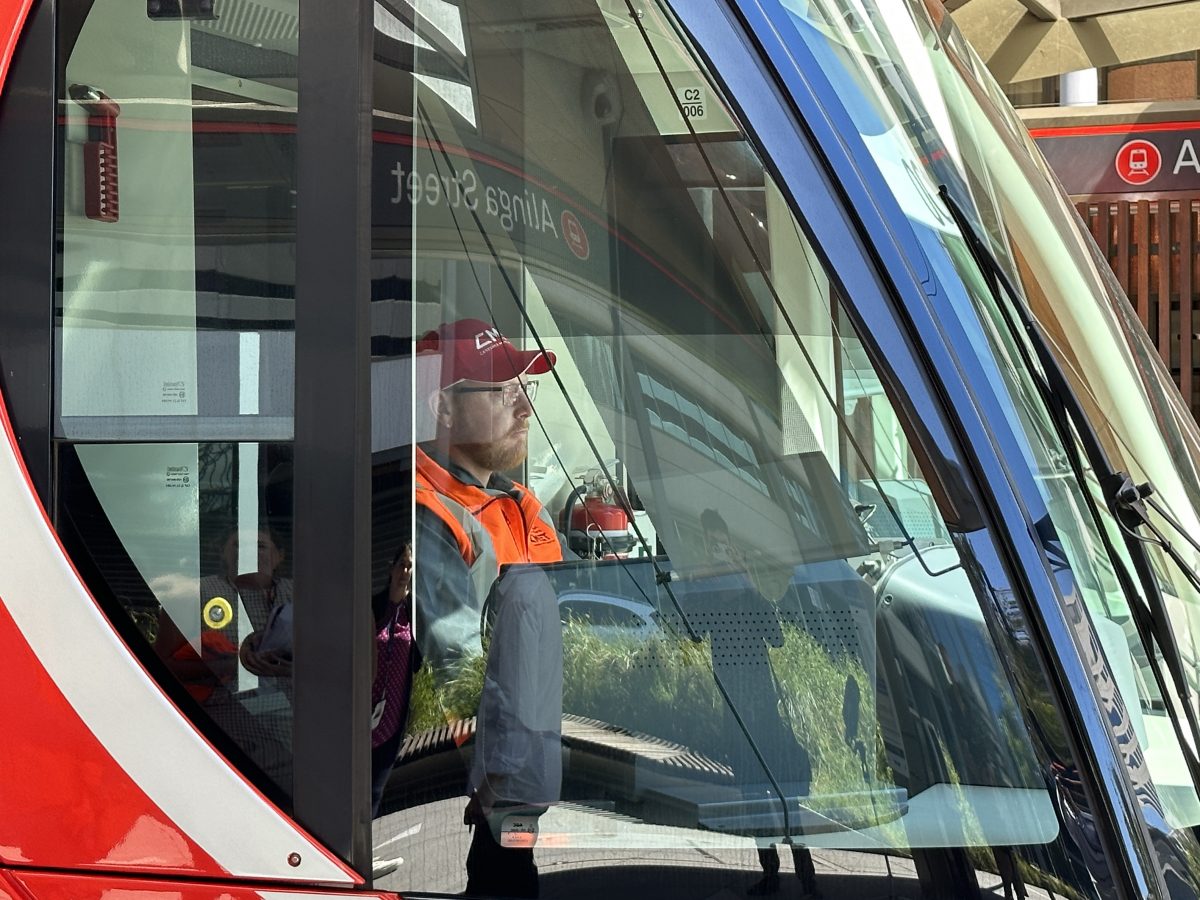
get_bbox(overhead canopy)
[948,0,1200,83]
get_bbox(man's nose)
[513,389,533,417]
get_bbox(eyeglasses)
[450,380,538,406]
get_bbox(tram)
[4,0,1200,897]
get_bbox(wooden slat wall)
[1076,196,1200,420]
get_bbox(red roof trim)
[1030,120,1200,139]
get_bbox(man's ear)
[430,389,453,429]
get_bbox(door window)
[55,0,300,798]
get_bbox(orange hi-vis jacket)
[416,447,562,569]
[415,447,562,667]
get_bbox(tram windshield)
[370,0,1195,896]
[41,0,1200,897]
[770,0,1200,860]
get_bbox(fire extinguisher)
[69,84,121,223]
[560,472,635,559]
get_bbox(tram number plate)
[676,85,706,120]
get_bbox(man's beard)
[456,432,528,476]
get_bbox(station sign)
[1032,123,1200,195]
[371,133,610,286]
[369,132,754,341]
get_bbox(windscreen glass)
[764,0,1200,881]
[42,0,1182,892]
[366,2,1114,897]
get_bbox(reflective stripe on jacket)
[414,447,562,666]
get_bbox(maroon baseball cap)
[416,318,556,387]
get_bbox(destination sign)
[1033,124,1200,195]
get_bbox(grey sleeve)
[414,506,485,674]
[471,565,564,804]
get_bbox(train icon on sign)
[1115,139,1162,186]
[561,209,590,260]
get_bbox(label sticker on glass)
[161,380,188,405]
[166,464,191,488]
[676,85,706,120]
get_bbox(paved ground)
[371,799,1061,899]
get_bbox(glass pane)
[367,1,1113,897]
[55,0,299,800]
[57,442,295,793]
[757,0,1200,880]
[57,0,297,441]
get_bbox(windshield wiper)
[938,184,1200,791]
[1108,474,1200,596]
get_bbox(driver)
[413,317,565,672]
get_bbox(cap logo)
[475,328,503,352]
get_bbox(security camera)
[582,69,622,126]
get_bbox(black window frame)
[292,0,374,874]
[0,0,55,507]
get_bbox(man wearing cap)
[413,317,564,673]
[414,318,565,898]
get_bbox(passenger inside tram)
[370,541,416,818]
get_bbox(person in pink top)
[371,541,415,817]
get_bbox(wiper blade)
[938,184,1200,787]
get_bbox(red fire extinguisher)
[70,84,121,223]
[562,476,636,559]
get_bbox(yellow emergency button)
[203,596,234,630]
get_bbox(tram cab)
[3,1,1200,898]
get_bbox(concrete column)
[1060,68,1099,106]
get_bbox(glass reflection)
[366,0,1115,898]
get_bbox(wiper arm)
[938,185,1200,788]
[1109,474,1200,597]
